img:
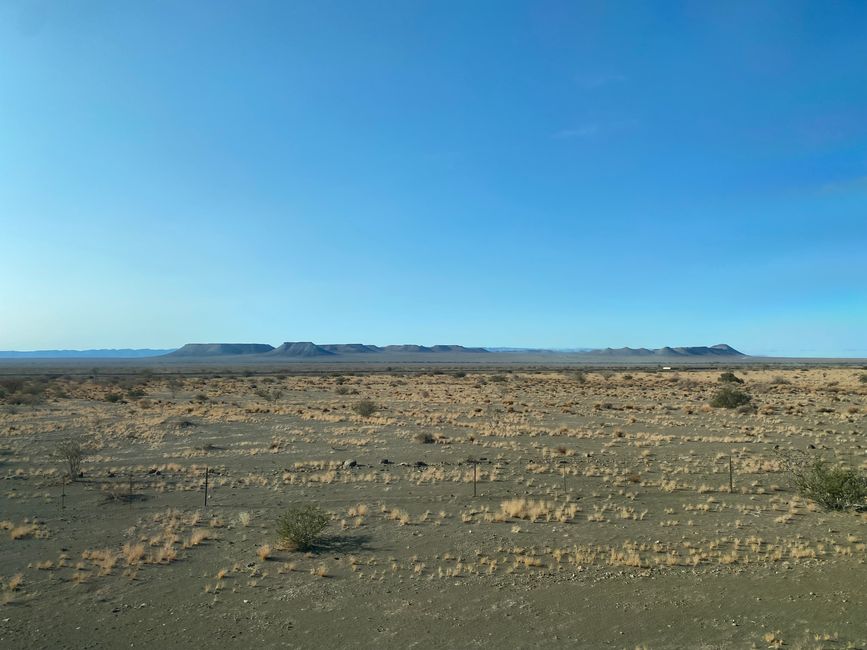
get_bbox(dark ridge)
[319,344,382,354]
[591,344,745,357]
[427,345,489,353]
[0,349,175,359]
[381,344,432,353]
[380,344,489,353]
[267,342,335,357]
[167,343,275,357]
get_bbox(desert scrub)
[277,504,329,551]
[718,371,744,384]
[792,460,867,511]
[710,386,751,409]
[352,399,378,417]
[55,439,83,480]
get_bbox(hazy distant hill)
[0,341,747,361]
[266,342,335,357]
[589,344,744,357]
[167,343,275,357]
[319,344,382,353]
[381,344,489,353]
[0,349,175,359]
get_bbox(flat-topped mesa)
[428,345,489,353]
[319,344,382,353]
[590,344,745,357]
[266,342,335,357]
[167,343,275,357]
[381,344,489,353]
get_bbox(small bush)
[718,372,744,384]
[792,460,867,511]
[56,439,83,480]
[859,373,867,384]
[335,386,350,395]
[414,433,435,444]
[254,388,283,403]
[277,504,329,551]
[352,399,378,417]
[710,386,751,409]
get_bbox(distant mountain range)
[0,349,174,359]
[167,342,491,358]
[588,344,744,357]
[0,342,746,360]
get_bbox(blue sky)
[1,1,865,356]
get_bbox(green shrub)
[718,372,744,384]
[710,386,751,409]
[352,399,378,417]
[859,373,867,384]
[55,439,83,480]
[277,504,329,550]
[792,460,867,511]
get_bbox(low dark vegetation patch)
[710,386,752,409]
[0,377,52,405]
[792,460,867,511]
[277,504,329,551]
[352,399,378,417]
[718,371,744,384]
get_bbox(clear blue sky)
[1,1,865,356]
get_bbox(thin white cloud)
[575,73,628,89]
[553,119,638,141]
[553,124,600,139]
[819,174,867,194]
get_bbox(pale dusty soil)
[1,367,865,649]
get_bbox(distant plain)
[1,359,866,648]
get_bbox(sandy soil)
[1,366,865,649]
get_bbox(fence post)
[729,456,734,494]
[467,458,478,498]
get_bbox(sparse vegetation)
[55,439,83,480]
[791,459,867,511]
[351,399,378,417]
[710,386,752,409]
[277,504,329,551]
[0,366,865,645]
[718,371,744,384]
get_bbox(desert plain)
[1,363,866,649]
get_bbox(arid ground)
[1,365,866,649]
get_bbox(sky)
[1,1,865,357]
